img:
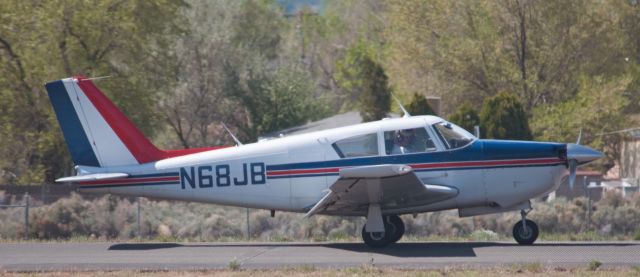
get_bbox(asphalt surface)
[0,241,639,271]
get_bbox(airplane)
[44,76,603,248]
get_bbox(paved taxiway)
[1,242,638,271]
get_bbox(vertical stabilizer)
[45,76,225,167]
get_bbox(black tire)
[361,218,394,248]
[512,219,539,245]
[361,226,392,248]
[387,215,405,243]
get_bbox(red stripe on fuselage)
[267,167,340,176]
[267,158,564,177]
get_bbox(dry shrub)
[0,191,638,240]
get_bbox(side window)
[384,127,436,155]
[332,133,379,158]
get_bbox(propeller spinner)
[565,143,603,189]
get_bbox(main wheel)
[362,226,392,248]
[512,219,539,245]
[362,215,405,248]
[387,215,405,243]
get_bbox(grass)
[588,260,603,271]
[1,266,640,276]
[227,258,242,271]
[538,231,632,242]
[510,262,544,273]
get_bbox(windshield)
[433,122,475,149]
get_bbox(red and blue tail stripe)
[45,77,228,168]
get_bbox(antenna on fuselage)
[84,75,112,81]
[390,92,410,118]
[221,122,243,146]
[576,129,583,145]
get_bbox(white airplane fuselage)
[78,116,567,216]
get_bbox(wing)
[305,164,458,217]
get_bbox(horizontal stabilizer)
[55,173,129,183]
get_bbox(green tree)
[224,65,327,139]
[531,75,630,171]
[161,0,328,145]
[335,41,390,122]
[0,0,184,183]
[449,102,480,134]
[289,1,386,112]
[407,93,436,116]
[335,41,375,107]
[480,91,532,140]
[359,57,391,122]
[384,0,627,114]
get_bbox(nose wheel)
[362,215,405,248]
[512,209,539,245]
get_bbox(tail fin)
[44,76,224,167]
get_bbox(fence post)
[246,208,250,240]
[585,176,591,230]
[137,197,141,240]
[24,193,29,240]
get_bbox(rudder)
[45,76,226,168]
[45,77,140,167]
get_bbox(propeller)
[566,129,603,190]
[568,159,577,190]
[568,129,581,190]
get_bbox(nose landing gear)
[362,215,405,248]
[512,209,539,245]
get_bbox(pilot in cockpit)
[391,129,418,154]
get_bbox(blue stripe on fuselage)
[45,80,100,167]
[266,140,566,171]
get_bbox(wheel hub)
[370,232,385,241]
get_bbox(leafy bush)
[480,91,532,140]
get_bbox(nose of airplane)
[566,143,603,164]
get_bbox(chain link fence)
[1,184,639,241]
[0,193,29,239]
[0,185,261,240]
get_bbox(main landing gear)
[361,215,405,248]
[512,209,539,245]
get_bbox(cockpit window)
[433,122,475,149]
[332,133,379,158]
[384,127,436,155]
